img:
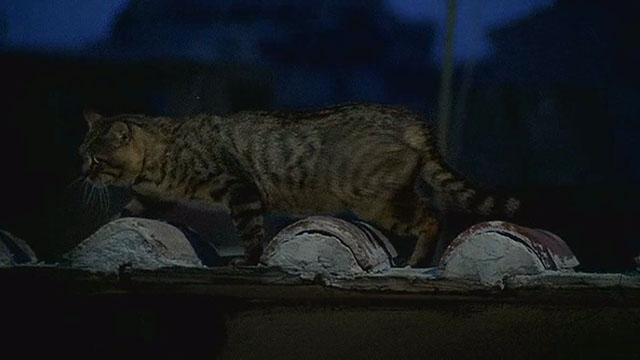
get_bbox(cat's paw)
[229,257,249,267]
[228,257,259,267]
[229,245,262,267]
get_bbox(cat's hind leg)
[407,216,439,267]
[353,190,440,267]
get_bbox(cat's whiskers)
[99,186,109,214]
[95,185,103,212]
[67,176,84,190]
[86,181,94,208]
[103,186,111,213]
[92,184,101,213]
[81,180,90,206]
[90,183,111,216]
[78,177,112,218]
[88,182,99,212]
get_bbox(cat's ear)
[111,121,130,142]
[83,109,102,127]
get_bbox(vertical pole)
[431,0,459,267]
[437,0,458,156]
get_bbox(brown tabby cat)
[79,104,519,266]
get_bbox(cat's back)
[219,103,427,212]
[229,103,420,131]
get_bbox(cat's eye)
[92,156,101,164]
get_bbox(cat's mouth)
[82,155,122,185]
[86,170,119,185]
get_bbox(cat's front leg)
[112,194,176,220]
[225,181,265,266]
[108,196,146,222]
[119,196,146,217]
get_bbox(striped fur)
[79,104,519,266]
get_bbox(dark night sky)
[1,0,554,62]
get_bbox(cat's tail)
[403,123,520,217]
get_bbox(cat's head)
[79,110,146,186]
